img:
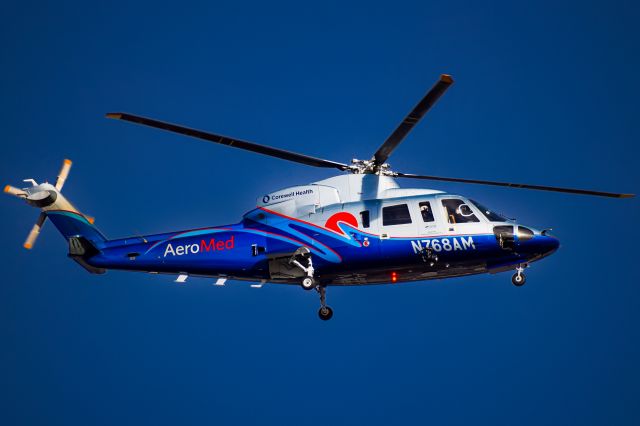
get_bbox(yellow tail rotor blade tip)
[23,243,33,250]
[3,185,10,193]
[105,113,122,119]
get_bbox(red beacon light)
[391,272,398,283]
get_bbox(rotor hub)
[349,159,396,176]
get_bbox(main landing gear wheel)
[291,248,316,291]
[301,276,315,290]
[318,306,333,321]
[512,272,526,286]
[316,285,333,321]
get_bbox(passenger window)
[360,210,370,228]
[418,201,434,222]
[382,204,412,226]
[441,199,479,224]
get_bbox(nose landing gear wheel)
[511,272,526,286]
[318,306,333,321]
[301,277,315,290]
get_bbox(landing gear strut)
[316,286,333,321]
[512,264,527,286]
[290,248,333,320]
[290,247,315,291]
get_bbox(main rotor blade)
[55,159,72,191]
[373,74,454,167]
[24,212,47,250]
[394,172,635,198]
[106,113,350,171]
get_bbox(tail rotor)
[3,158,89,250]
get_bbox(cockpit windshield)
[470,200,508,222]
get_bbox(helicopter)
[4,74,634,320]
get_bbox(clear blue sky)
[1,1,639,425]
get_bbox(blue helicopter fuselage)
[46,183,559,286]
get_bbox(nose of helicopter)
[523,231,560,258]
[539,233,560,255]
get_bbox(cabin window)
[441,199,479,224]
[382,204,412,226]
[470,199,507,222]
[418,201,435,222]
[360,210,370,228]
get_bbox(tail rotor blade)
[4,185,27,198]
[55,159,72,191]
[24,213,47,250]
